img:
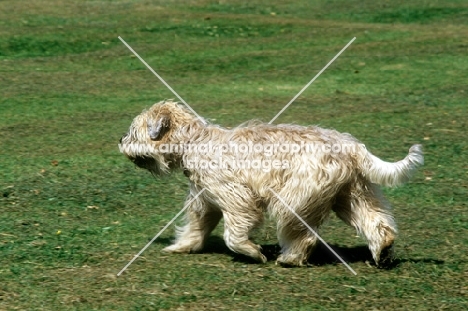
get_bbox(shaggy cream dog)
[119,100,423,267]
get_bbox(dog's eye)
[148,116,170,141]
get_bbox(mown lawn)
[1,0,467,310]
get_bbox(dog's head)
[119,100,202,175]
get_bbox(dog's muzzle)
[130,155,161,176]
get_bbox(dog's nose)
[120,134,127,144]
[120,133,129,144]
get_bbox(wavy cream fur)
[120,100,423,267]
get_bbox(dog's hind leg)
[276,224,318,267]
[163,192,222,254]
[332,180,397,267]
[275,202,331,267]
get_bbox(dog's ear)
[147,114,170,141]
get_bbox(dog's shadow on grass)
[196,237,377,266]
[154,236,444,269]
[155,237,375,265]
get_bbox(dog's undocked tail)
[360,144,424,187]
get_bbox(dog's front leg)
[223,210,267,263]
[163,191,222,254]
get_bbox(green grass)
[1,0,467,310]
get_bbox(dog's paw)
[258,253,268,264]
[250,244,268,263]
[376,244,395,268]
[276,253,307,267]
[162,244,192,254]
[242,246,267,264]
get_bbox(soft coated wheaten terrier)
[119,100,423,267]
